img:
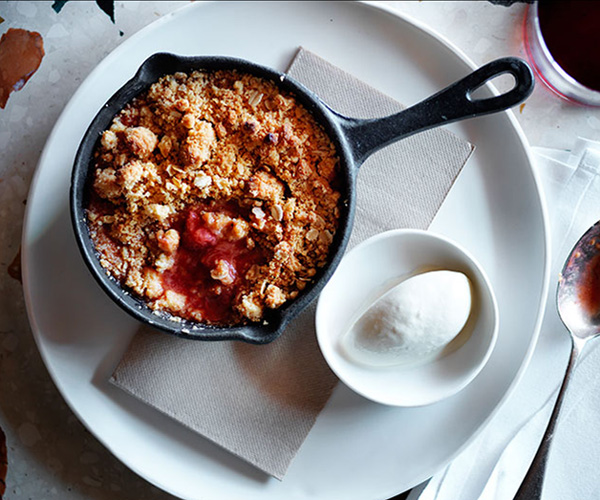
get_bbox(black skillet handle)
[339,57,534,166]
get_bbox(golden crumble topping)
[87,69,341,326]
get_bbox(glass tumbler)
[524,0,600,106]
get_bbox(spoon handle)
[512,336,585,499]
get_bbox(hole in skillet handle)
[468,72,517,101]
[70,52,350,345]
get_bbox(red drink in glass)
[525,0,600,105]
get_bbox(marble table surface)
[1,1,599,499]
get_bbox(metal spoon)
[514,220,600,499]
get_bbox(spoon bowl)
[557,221,600,339]
[514,220,600,499]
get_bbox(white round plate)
[22,2,549,499]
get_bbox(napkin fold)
[110,48,474,480]
[412,138,600,500]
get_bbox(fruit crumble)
[86,69,341,326]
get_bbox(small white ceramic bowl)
[315,229,499,407]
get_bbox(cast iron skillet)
[71,53,534,344]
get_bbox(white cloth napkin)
[410,138,600,500]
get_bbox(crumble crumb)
[124,126,158,158]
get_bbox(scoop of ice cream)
[342,270,472,367]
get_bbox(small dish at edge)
[316,229,499,407]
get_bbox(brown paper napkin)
[110,48,474,480]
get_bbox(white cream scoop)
[342,270,472,367]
